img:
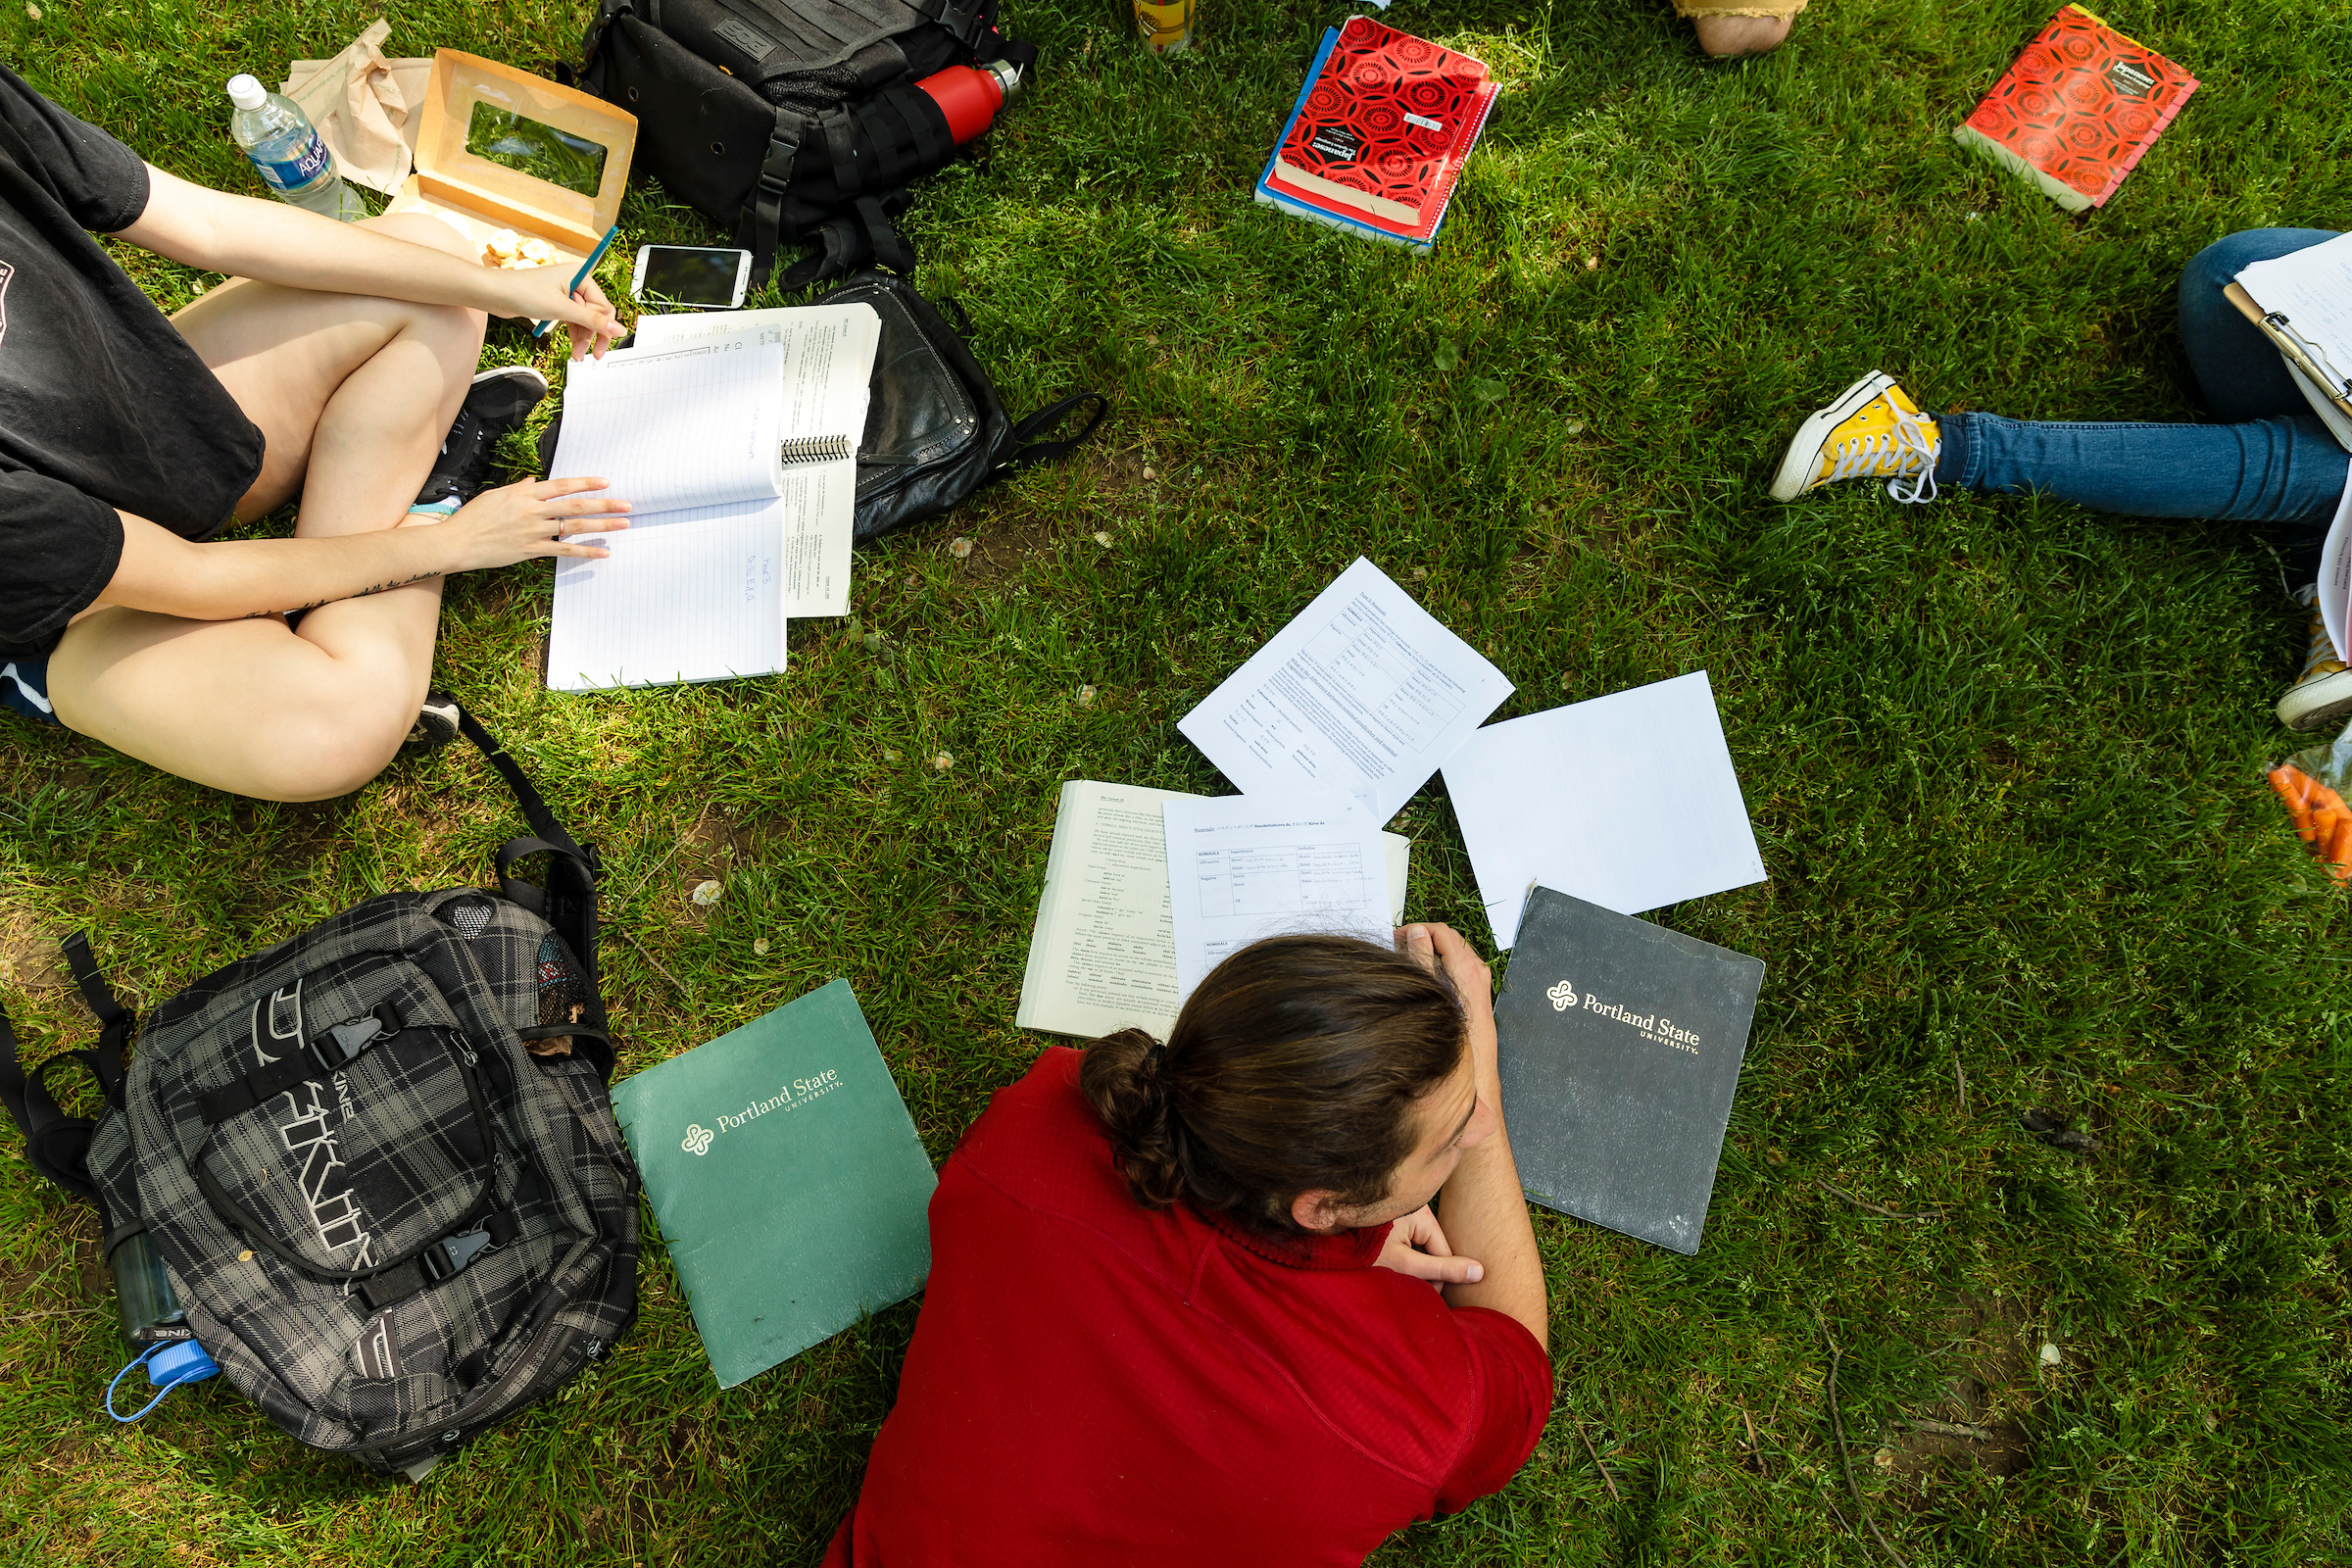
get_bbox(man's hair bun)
[1078,934,1465,1235]
[1078,1027,1186,1208]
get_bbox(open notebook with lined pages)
[545,305,878,692]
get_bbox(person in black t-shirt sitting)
[0,66,631,800]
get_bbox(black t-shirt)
[0,64,264,647]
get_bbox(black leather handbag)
[533,274,1104,544]
[812,270,1105,544]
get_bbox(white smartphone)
[631,244,752,310]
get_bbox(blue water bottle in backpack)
[104,1229,220,1421]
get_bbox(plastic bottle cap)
[225,74,266,111]
[146,1339,220,1388]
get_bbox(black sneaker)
[415,367,550,510]
[403,692,464,756]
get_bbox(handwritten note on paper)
[1440,671,1768,949]
[2238,233,2352,385]
[1177,558,1514,824]
[548,507,786,692]
[1161,793,1392,1004]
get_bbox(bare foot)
[1692,14,1792,56]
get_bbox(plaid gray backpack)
[0,713,639,1477]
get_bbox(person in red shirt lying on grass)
[827,923,1552,1568]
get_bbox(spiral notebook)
[546,306,878,692]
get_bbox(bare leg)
[49,214,488,802]
[1692,14,1792,55]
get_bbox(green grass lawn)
[6,0,2352,1561]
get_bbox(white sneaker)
[2278,586,2352,731]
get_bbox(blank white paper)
[1177,558,1514,823]
[1161,793,1394,1005]
[1441,670,1767,950]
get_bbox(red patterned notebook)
[1256,17,1498,249]
[1953,6,2197,212]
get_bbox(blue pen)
[533,223,621,340]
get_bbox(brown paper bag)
[280,19,431,197]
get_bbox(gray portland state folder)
[1494,885,1764,1255]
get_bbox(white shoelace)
[2300,604,2344,680]
[1823,408,1940,504]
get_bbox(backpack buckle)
[308,1003,403,1075]
[421,1227,495,1283]
[925,0,984,44]
[759,122,803,197]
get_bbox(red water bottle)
[914,61,1022,145]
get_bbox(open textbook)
[545,306,878,692]
[1016,781,1410,1041]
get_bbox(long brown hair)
[1078,933,1466,1235]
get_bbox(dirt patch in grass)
[1884,1294,2035,1490]
[939,442,1166,587]
[943,501,1070,587]
[0,905,71,993]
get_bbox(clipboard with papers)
[2226,232,2352,450]
[2226,235,2352,663]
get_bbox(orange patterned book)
[1953,5,2197,212]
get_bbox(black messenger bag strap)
[457,708,614,1083]
[1000,393,1110,473]
[0,1002,105,1205]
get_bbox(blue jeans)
[1935,228,2351,576]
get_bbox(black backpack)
[571,0,1038,289]
[0,713,639,1477]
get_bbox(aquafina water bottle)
[225,74,366,221]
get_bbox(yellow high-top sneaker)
[2278,586,2352,731]
[1770,371,1941,503]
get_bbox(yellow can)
[1133,0,1195,55]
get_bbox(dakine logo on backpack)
[248,980,377,1267]
[0,709,641,1476]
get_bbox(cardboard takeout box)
[383,50,636,270]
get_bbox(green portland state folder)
[612,980,938,1388]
